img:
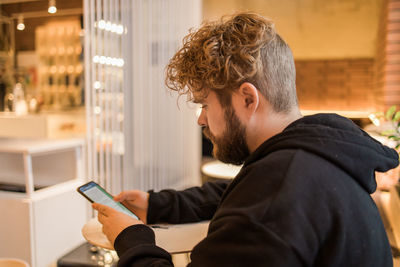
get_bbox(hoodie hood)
[244,113,399,193]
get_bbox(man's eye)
[201,105,207,109]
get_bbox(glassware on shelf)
[35,21,83,110]
[13,83,28,116]
[4,92,14,112]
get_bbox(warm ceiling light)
[17,14,25,31]
[48,0,57,14]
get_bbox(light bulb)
[111,23,117,33]
[98,20,106,29]
[94,106,101,114]
[111,58,118,66]
[48,0,57,14]
[99,56,106,64]
[17,15,25,31]
[117,59,124,67]
[116,25,124,35]
[17,22,25,31]
[94,81,101,89]
[105,22,112,31]
[93,55,100,63]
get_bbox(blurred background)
[0,0,399,266]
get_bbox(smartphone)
[77,181,139,220]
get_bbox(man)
[93,12,398,266]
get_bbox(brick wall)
[376,0,400,110]
[296,59,375,111]
[296,0,400,113]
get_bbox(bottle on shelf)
[13,83,28,116]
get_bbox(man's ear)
[237,82,259,113]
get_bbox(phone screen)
[78,181,139,220]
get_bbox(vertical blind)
[84,0,202,194]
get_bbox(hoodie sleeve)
[114,225,173,267]
[114,216,303,267]
[147,180,230,224]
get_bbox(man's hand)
[93,203,144,246]
[113,190,149,224]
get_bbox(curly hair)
[165,12,297,112]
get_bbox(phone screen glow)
[81,182,139,220]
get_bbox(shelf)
[0,109,85,139]
[0,138,84,196]
[0,138,88,267]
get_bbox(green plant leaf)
[394,111,400,122]
[385,105,397,120]
[382,129,395,136]
[388,135,400,141]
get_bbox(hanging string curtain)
[84,0,202,194]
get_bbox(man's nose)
[197,109,207,127]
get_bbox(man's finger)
[92,203,113,215]
[97,211,106,224]
[113,191,127,202]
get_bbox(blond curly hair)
[166,12,298,112]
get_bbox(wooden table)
[82,218,209,254]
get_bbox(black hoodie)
[114,114,399,267]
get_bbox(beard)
[203,106,250,165]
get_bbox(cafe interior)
[0,0,399,266]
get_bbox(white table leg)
[23,152,34,196]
